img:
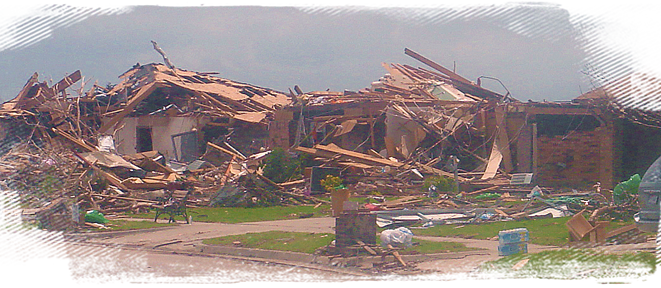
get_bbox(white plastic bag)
[380,227,414,248]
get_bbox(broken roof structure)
[269,49,516,195]
[576,61,661,102]
[98,63,291,134]
[92,63,291,160]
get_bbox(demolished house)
[265,49,656,244]
[0,46,656,248]
[0,61,324,230]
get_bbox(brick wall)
[536,128,604,188]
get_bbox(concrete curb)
[195,244,512,285]
[0,226,176,242]
[196,243,491,268]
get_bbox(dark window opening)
[136,127,153,152]
[535,114,601,137]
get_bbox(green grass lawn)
[202,230,480,255]
[412,215,644,247]
[202,231,335,254]
[480,249,657,280]
[127,204,331,224]
[105,219,177,231]
[413,216,572,246]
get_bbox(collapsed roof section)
[98,63,292,134]
[576,72,661,111]
[287,48,511,108]
[0,70,83,118]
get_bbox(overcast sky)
[0,2,658,103]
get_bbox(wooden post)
[532,123,538,177]
[369,117,376,149]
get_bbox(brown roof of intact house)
[576,61,661,100]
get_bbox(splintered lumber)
[387,244,407,267]
[606,224,643,242]
[223,141,246,159]
[337,162,374,169]
[52,128,97,152]
[356,240,377,255]
[404,48,473,86]
[297,144,465,181]
[92,166,128,190]
[494,106,513,172]
[124,152,175,174]
[255,172,282,188]
[368,149,386,159]
[414,162,466,181]
[436,199,459,208]
[50,70,82,95]
[90,194,159,204]
[481,141,503,180]
[207,142,246,161]
[494,208,510,218]
[85,222,110,229]
[73,152,127,190]
[512,258,529,271]
[220,155,236,185]
[121,178,168,190]
[279,179,306,186]
[315,144,404,167]
[465,185,499,196]
[381,196,424,208]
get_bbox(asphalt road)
[0,240,396,288]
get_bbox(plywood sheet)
[234,111,266,123]
[335,119,357,137]
[481,141,503,180]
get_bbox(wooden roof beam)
[97,81,161,134]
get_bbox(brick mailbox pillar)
[335,212,377,248]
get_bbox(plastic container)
[498,228,529,245]
[636,155,661,232]
[498,242,528,256]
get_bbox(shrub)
[320,175,344,192]
[262,147,302,183]
[423,175,456,193]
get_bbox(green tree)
[262,147,301,183]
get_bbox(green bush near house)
[422,175,456,193]
[262,147,307,183]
